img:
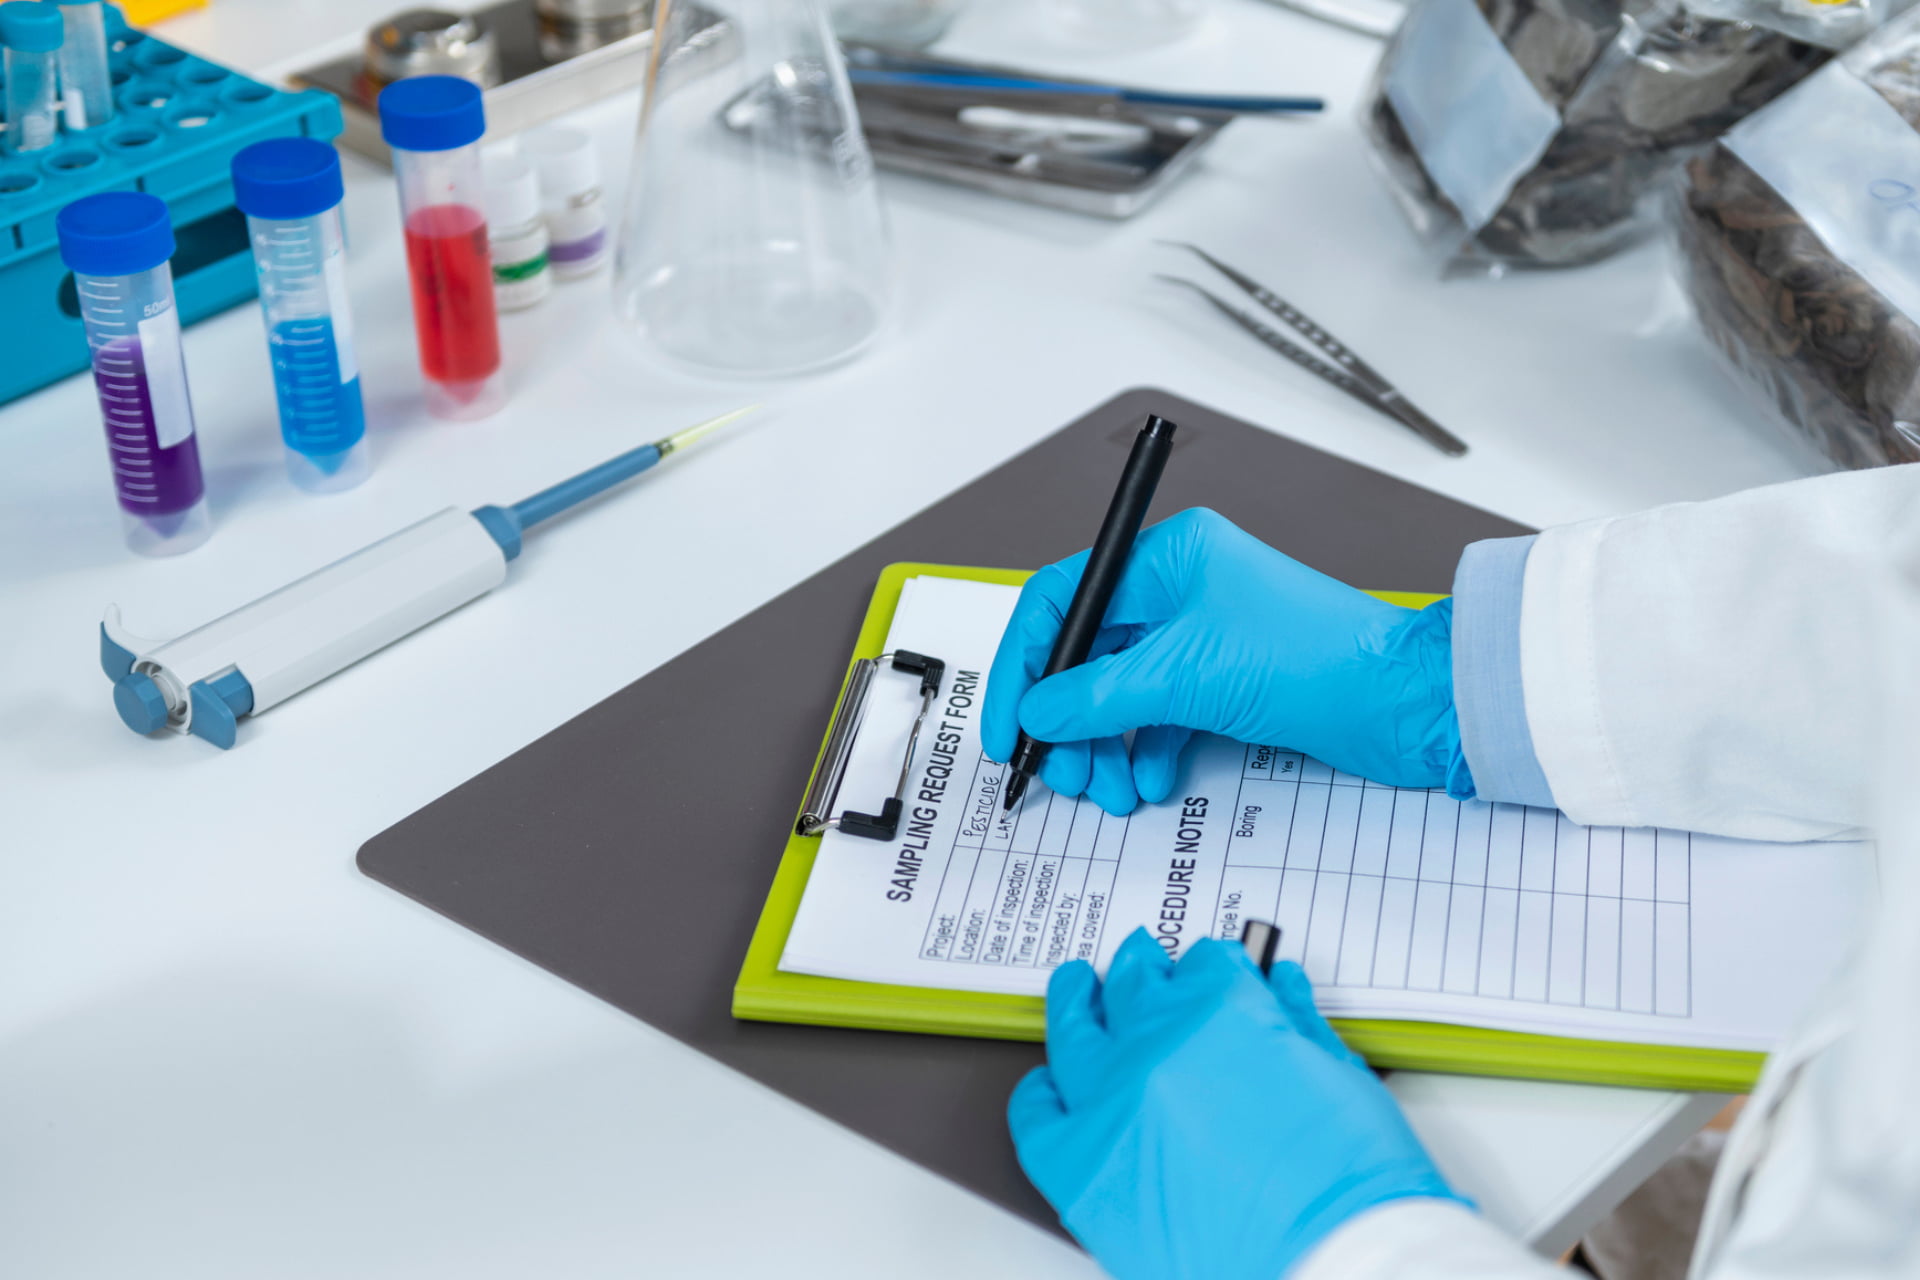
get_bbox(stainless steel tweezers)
[1157,242,1468,457]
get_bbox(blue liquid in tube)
[269,315,366,473]
[232,138,372,492]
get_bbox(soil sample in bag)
[1364,0,1861,275]
[1676,10,1920,467]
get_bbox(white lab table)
[0,0,1817,1275]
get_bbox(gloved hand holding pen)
[983,508,1471,814]
[1001,466,1920,1280]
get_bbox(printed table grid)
[910,742,1691,1018]
[1214,747,1692,1017]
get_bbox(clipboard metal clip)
[797,649,946,842]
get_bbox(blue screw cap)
[231,137,345,220]
[378,75,487,152]
[56,191,175,277]
[113,672,170,735]
[0,2,63,52]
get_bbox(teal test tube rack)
[0,6,343,408]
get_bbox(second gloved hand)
[1010,931,1468,1280]
[983,507,1469,814]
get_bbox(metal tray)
[722,53,1234,219]
[291,0,729,160]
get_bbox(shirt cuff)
[1451,536,1555,809]
[1287,1199,1558,1280]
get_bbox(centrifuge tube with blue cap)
[57,191,213,557]
[1,1,64,154]
[232,137,371,492]
[379,75,505,420]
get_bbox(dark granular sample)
[1367,0,1828,272]
[1678,143,1920,468]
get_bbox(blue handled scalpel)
[845,68,1324,115]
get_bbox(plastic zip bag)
[1364,0,1865,274]
[1676,7,1920,467]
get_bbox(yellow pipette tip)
[657,405,758,457]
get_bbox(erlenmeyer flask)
[614,0,891,376]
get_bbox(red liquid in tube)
[404,203,501,402]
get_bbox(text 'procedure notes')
[779,576,1868,1052]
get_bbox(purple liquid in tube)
[91,336,205,520]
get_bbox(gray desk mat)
[357,388,1531,1231]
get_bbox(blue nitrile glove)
[1009,930,1468,1280]
[984,508,1469,815]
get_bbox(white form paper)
[780,577,1871,1051]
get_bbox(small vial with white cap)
[483,153,552,311]
[523,126,609,279]
[57,192,214,556]
[1,1,64,154]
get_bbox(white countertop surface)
[0,0,1801,1274]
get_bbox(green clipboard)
[734,564,1765,1093]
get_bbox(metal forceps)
[1157,242,1468,457]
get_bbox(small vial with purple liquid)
[524,127,609,280]
[56,192,213,556]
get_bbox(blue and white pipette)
[99,407,752,749]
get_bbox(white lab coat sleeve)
[1688,549,1920,1280]
[1287,1199,1560,1280]
[1518,464,1920,840]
